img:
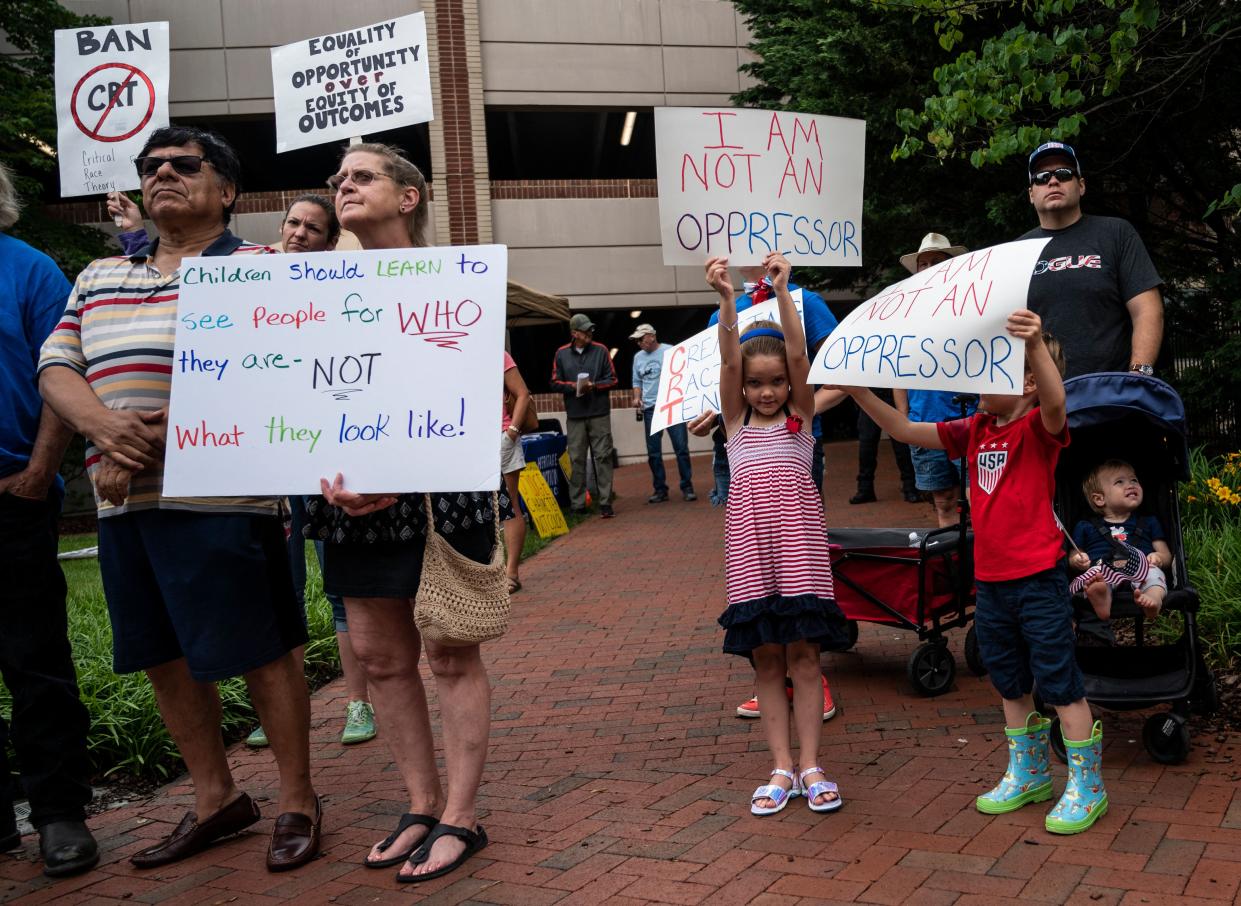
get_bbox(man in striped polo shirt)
[38,127,320,873]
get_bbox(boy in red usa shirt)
[835,310,1107,836]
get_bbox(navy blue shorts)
[974,562,1085,706]
[98,510,307,682]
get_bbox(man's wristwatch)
[1130,363,1155,377]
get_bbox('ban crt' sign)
[655,107,865,267]
[54,22,170,197]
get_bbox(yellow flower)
[1187,495,1197,502]
[1207,477,1222,488]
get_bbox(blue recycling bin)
[520,431,569,508]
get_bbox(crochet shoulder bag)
[414,493,511,645]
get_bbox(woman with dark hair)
[305,142,497,884]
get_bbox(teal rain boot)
[976,712,1053,814]
[1046,719,1108,834]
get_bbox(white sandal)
[750,769,800,816]
[799,767,843,813]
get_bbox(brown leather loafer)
[266,796,321,872]
[130,793,260,869]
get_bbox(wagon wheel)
[964,625,987,676]
[1143,712,1191,765]
[1048,717,1068,764]
[907,641,956,697]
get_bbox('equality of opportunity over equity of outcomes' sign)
[806,238,1053,394]
[654,107,866,268]
[271,13,434,153]
[54,21,169,198]
[162,245,507,497]
[649,291,805,434]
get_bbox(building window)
[486,109,654,180]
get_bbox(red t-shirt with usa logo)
[937,409,1069,581]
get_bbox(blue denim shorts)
[910,445,964,492]
[99,510,307,682]
[974,562,1085,705]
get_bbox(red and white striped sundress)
[718,419,845,654]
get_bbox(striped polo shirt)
[38,230,281,518]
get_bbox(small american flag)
[1070,540,1152,595]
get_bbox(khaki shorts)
[501,432,526,474]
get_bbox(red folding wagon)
[828,522,981,696]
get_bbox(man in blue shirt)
[630,324,695,502]
[0,163,98,878]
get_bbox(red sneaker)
[735,685,795,718]
[821,675,837,721]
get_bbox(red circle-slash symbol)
[70,62,156,143]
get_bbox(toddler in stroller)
[1069,459,1172,621]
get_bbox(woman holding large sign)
[304,143,495,884]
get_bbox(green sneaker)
[245,725,269,748]
[342,700,376,745]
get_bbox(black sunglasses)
[134,154,210,179]
[1030,167,1077,186]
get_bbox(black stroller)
[1039,373,1218,765]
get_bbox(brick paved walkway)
[4,442,1240,904]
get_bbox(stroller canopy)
[1062,373,1190,480]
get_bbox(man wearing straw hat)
[893,233,975,527]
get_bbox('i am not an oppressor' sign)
[271,13,434,153]
[655,107,865,267]
[807,238,1052,394]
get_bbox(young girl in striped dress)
[706,252,848,816]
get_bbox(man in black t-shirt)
[1019,142,1163,379]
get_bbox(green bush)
[1172,449,1241,671]
[0,536,340,781]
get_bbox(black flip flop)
[396,823,488,883]
[363,813,437,869]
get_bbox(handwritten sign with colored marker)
[163,245,507,496]
[649,290,804,433]
[806,238,1051,393]
[271,13,434,153]
[654,107,865,267]
[54,21,170,197]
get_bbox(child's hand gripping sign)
[807,238,1052,394]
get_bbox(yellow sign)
[518,463,569,539]
[558,451,572,480]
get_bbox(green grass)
[2,535,340,781]
[519,508,594,560]
[1161,448,1241,673]
[5,505,582,782]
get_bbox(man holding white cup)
[551,314,619,518]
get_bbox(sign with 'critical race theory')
[162,246,507,496]
[655,107,865,267]
[271,13,434,153]
[54,21,170,197]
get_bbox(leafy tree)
[734,0,1240,446]
[1,0,114,278]
[733,0,1033,294]
[891,0,1241,446]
